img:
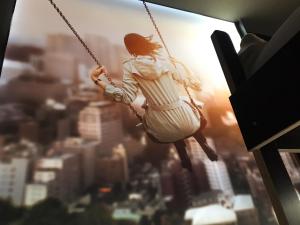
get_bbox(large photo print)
[0,0,279,224]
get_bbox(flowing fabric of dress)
[103,55,201,143]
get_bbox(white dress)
[104,55,201,143]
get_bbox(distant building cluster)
[44,33,128,85]
[0,98,129,207]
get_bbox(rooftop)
[185,204,237,225]
[233,195,255,211]
[112,208,141,223]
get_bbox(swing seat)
[144,105,208,144]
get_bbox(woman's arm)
[90,64,139,104]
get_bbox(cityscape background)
[1,0,299,225]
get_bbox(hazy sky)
[8,0,241,92]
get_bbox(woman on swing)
[91,33,218,171]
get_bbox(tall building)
[46,33,87,87]
[66,98,92,136]
[26,153,81,204]
[165,159,195,209]
[193,160,210,193]
[43,52,78,84]
[96,144,129,184]
[204,159,234,196]
[78,104,102,141]
[174,168,195,208]
[36,99,68,144]
[280,152,300,184]
[186,137,231,195]
[0,158,30,206]
[84,35,112,71]
[186,137,206,160]
[185,137,210,193]
[222,154,252,194]
[62,137,98,190]
[47,34,128,84]
[46,34,85,62]
[78,101,123,155]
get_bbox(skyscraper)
[78,104,103,141]
[185,137,210,193]
[62,137,98,190]
[165,159,195,209]
[0,158,30,206]
[30,153,81,203]
[85,35,112,71]
[96,144,129,184]
[203,140,233,196]
[46,34,85,62]
[175,168,194,208]
[43,52,78,84]
[204,159,234,196]
[78,101,123,156]
[280,152,300,184]
[186,137,233,195]
[186,137,206,160]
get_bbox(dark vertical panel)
[0,0,17,76]
[229,32,300,150]
[253,144,300,225]
[211,30,246,94]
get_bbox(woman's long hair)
[124,33,162,58]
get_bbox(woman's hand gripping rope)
[90,66,109,89]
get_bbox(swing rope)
[141,1,200,113]
[142,1,172,59]
[47,0,143,122]
[48,0,100,68]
